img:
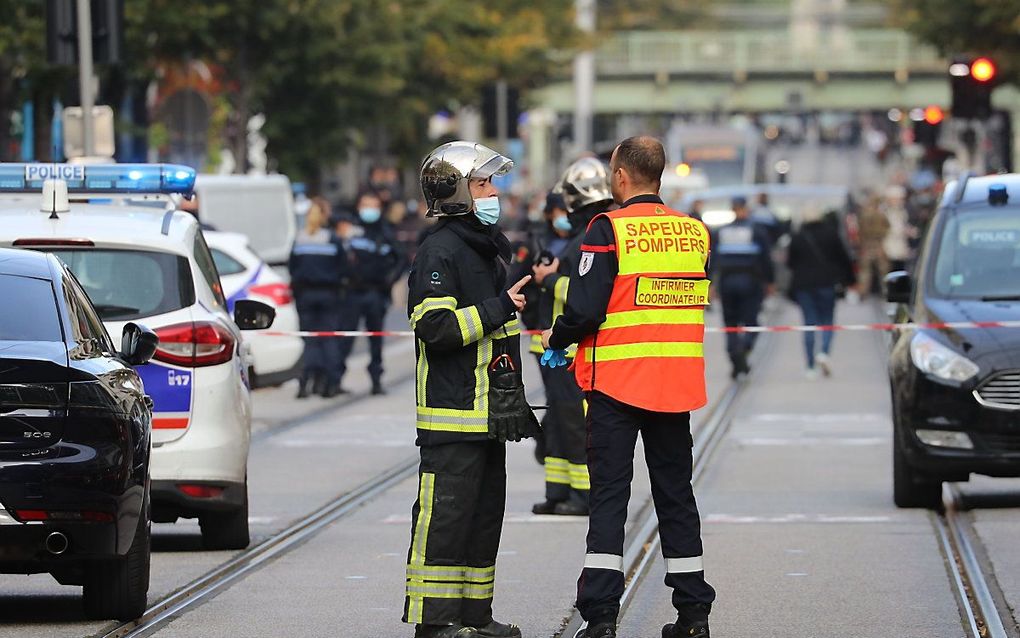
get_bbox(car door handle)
[143,395,154,410]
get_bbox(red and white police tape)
[261,320,1020,338]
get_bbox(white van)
[194,174,296,264]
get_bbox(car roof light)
[13,238,95,247]
[0,163,196,197]
[988,184,1009,206]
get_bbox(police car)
[887,174,1020,508]
[0,163,276,549]
[205,230,303,387]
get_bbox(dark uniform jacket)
[708,218,774,284]
[288,229,346,292]
[408,216,523,446]
[346,222,405,293]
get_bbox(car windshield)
[931,207,1020,299]
[49,249,195,320]
[0,274,62,341]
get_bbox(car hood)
[921,298,1020,371]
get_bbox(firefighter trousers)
[537,359,589,502]
[403,440,507,627]
[576,391,716,624]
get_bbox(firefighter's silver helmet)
[419,141,513,217]
[558,157,612,213]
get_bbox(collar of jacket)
[432,214,512,262]
[620,194,664,208]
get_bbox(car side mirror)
[885,270,912,304]
[234,299,276,331]
[121,322,158,366]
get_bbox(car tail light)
[177,484,225,498]
[13,238,95,247]
[14,510,48,521]
[153,321,235,368]
[249,282,293,306]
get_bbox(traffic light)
[949,56,998,120]
[913,106,942,148]
[46,0,124,66]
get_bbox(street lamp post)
[573,0,595,157]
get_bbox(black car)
[887,174,1020,509]
[0,248,158,619]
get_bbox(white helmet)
[558,157,613,214]
[419,141,513,217]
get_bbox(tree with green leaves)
[892,0,1020,85]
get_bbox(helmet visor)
[473,153,514,180]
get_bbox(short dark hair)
[613,136,665,187]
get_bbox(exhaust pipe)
[44,531,68,556]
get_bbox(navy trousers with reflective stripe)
[577,391,715,624]
[537,358,588,501]
[403,440,507,626]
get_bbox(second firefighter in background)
[530,158,616,516]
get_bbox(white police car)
[0,163,276,550]
[205,230,303,387]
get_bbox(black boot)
[578,621,616,638]
[662,604,711,638]
[532,499,562,515]
[553,499,589,516]
[413,624,478,638]
[470,620,521,638]
[371,380,386,395]
[296,377,312,399]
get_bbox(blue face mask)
[553,215,572,233]
[473,196,501,225]
[358,207,381,224]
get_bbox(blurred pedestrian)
[787,208,856,379]
[883,185,915,271]
[288,197,346,398]
[688,198,704,222]
[856,192,890,297]
[530,158,616,517]
[178,194,217,231]
[335,191,405,395]
[751,191,783,244]
[711,195,775,378]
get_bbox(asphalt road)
[1,300,1018,637]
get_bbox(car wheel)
[893,435,942,509]
[199,482,250,550]
[83,497,150,620]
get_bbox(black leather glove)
[487,355,541,443]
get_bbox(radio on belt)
[0,162,197,197]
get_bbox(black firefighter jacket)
[408,216,523,446]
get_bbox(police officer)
[711,195,774,378]
[403,141,536,638]
[288,198,346,398]
[543,136,715,638]
[336,191,405,395]
[530,158,615,516]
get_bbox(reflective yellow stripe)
[600,308,705,330]
[610,214,709,275]
[454,306,484,345]
[406,473,436,623]
[496,318,521,338]
[416,406,488,434]
[585,341,703,362]
[545,457,570,484]
[529,334,545,354]
[416,339,428,405]
[410,296,457,328]
[474,337,492,413]
[463,582,495,599]
[463,565,496,582]
[553,276,569,321]
[569,463,590,490]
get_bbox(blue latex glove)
[541,348,569,368]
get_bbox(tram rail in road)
[933,485,1014,638]
[94,457,420,638]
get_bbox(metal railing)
[597,29,945,76]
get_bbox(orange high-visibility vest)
[574,202,711,412]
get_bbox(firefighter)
[530,157,615,516]
[403,141,539,638]
[542,136,715,638]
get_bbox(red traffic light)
[924,106,944,125]
[971,58,996,83]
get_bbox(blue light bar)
[0,163,196,197]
